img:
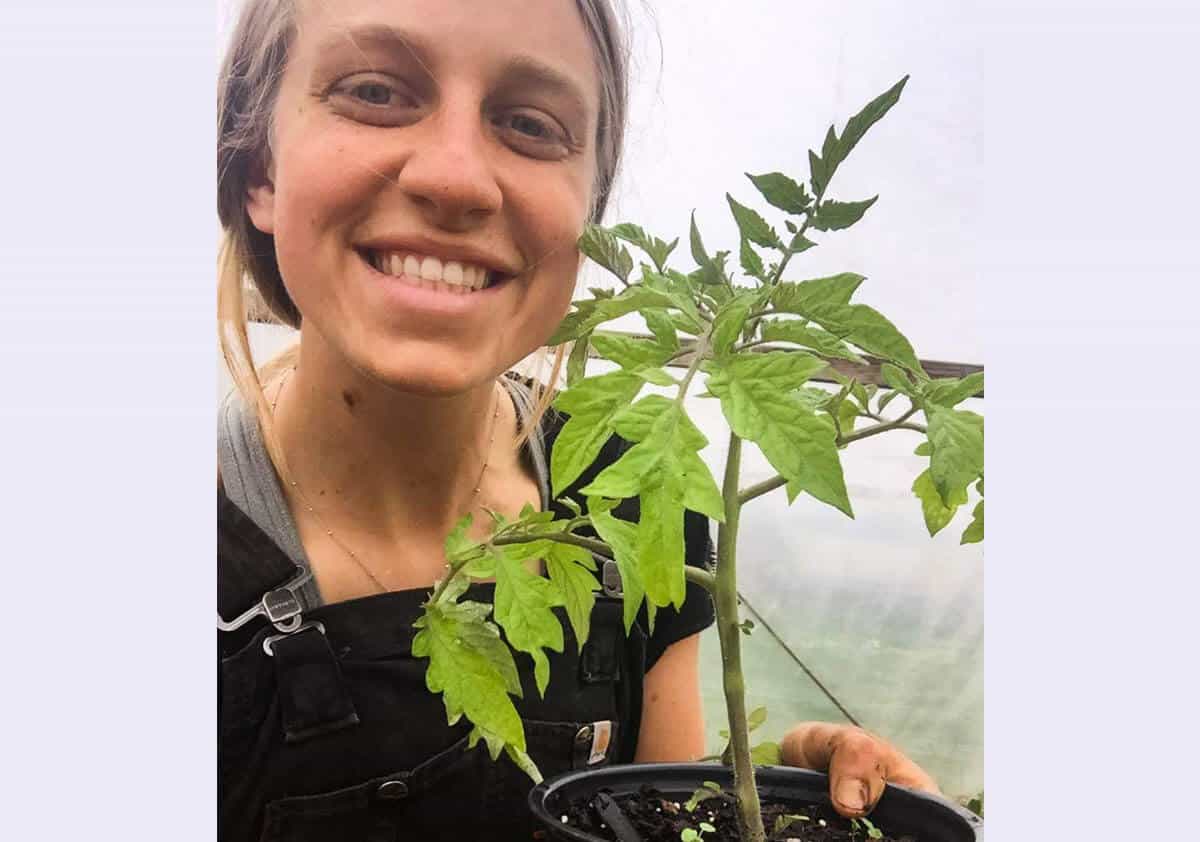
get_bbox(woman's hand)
[780,722,939,818]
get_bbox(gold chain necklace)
[271,367,502,593]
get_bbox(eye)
[492,109,575,160]
[327,73,420,126]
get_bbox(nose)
[395,99,503,231]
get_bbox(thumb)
[780,722,885,819]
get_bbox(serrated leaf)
[610,223,677,273]
[550,286,678,344]
[492,545,565,697]
[881,363,917,397]
[924,372,984,408]
[913,468,968,537]
[712,293,755,356]
[504,743,544,784]
[706,353,852,516]
[689,210,710,266]
[444,513,477,563]
[726,194,781,249]
[747,171,813,215]
[809,145,832,199]
[836,398,859,437]
[413,600,525,752]
[582,397,724,607]
[591,332,674,371]
[772,273,864,311]
[810,197,879,232]
[750,741,782,765]
[760,320,867,363]
[789,232,818,253]
[774,278,922,374]
[551,371,644,496]
[739,237,765,279]
[877,388,902,414]
[590,509,644,633]
[566,332,591,387]
[927,406,984,506]
[544,543,599,649]
[578,224,633,283]
[643,308,680,352]
[961,500,984,544]
[840,76,909,162]
[914,441,932,457]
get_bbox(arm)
[633,633,706,762]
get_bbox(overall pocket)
[256,735,486,842]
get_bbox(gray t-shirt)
[217,375,550,610]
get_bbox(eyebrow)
[314,23,594,115]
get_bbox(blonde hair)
[217,0,630,475]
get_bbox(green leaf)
[681,830,700,842]
[492,545,565,697]
[913,468,968,537]
[747,171,813,215]
[610,222,678,273]
[443,513,477,563]
[566,332,591,387]
[503,743,543,785]
[551,371,644,496]
[739,237,765,279]
[840,76,909,162]
[927,406,985,506]
[705,353,852,516]
[747,706,768,732]
[961,500,984,544]
[750,740,782,765]
[881,363,918,397]
[689,210,710,266]
[582,397,723,607]
[591,332,674,371]
[544,543,599,649]
[810,196,879,231]
[923,372,984,408]
[413,599,525,752]
[726,194,782,249]
[578,224,633,283]
[550,286,678,344]
[699,822,716,833]
[914,441,932,457]
[711,293,755,356]
[775,814,812,833]
[643,308,680,352]
[877,388,902,414]
[807,76,908,198]
[760,320,867,363]
[589,509,644,633]
[773,278,923,374]
[772,273,864,311]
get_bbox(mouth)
[357,247,512,294]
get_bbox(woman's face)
[246,0,600,394]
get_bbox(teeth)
[370,250,494,291]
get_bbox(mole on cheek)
[342,389,357,410]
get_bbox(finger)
[824,728,888,818]
[780,723,884,818]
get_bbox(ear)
[244,155,277,235]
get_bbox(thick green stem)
[714,433,767,842]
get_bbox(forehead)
[292,0,600,106]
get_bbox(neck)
[270,342,510,548]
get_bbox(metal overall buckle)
[216,566,313,634]
[601,559,623,598]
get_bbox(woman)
[217,1,938,839]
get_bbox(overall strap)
[218,484,361,741]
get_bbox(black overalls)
[218,419,714,842]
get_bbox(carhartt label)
[588,720,613,765]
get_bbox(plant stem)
[713,433,766,842]
[684,566,717,591]
[492,531,612,558]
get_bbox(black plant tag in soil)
[564,786,920,842]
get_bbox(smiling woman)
[216,2,937,841]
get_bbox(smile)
[362,249,503,294]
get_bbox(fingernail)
[834,778,868,812]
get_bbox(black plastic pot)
[529,763,983,842]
